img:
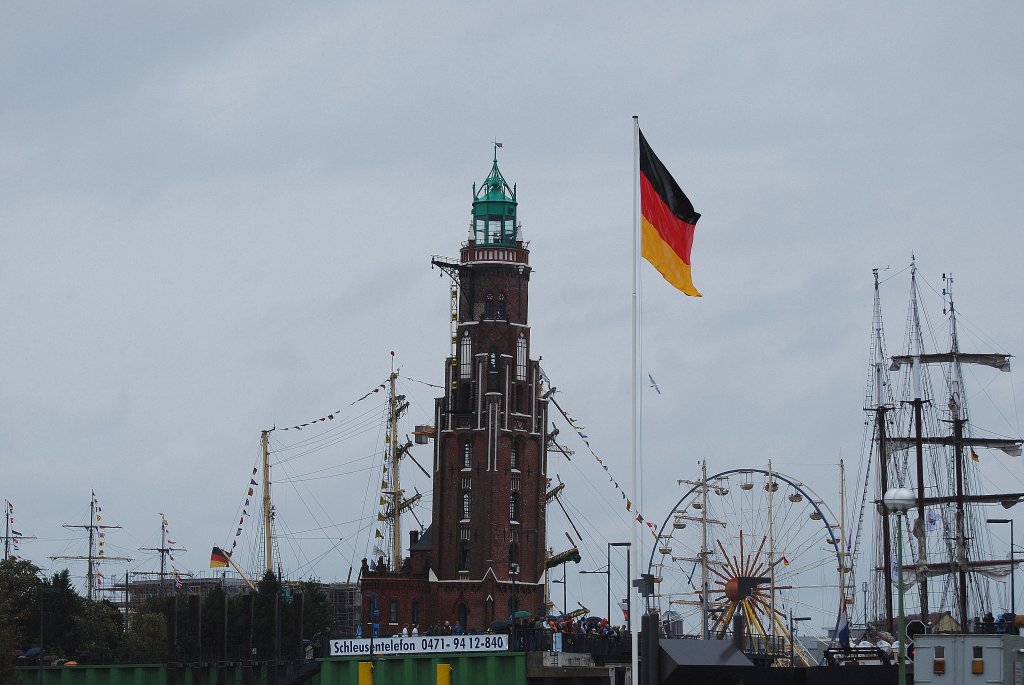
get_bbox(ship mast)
[908,262,931,621]
[389,366,402,570]
[700,459,710,639]
[262,429,273,577]
[838,459,851,623]
[52,491,130,600]
[887,266,1023,628]
[945,274,971,630]
[2,499,35,561]
[378,358,412,572]
[870,268,896,634]
[767,458,777,634]
[3,499,9,561]
[137,514,187,596]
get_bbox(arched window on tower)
[461,491,471,520]
[456,603,468,629]
[510,443,520,471]
[485,293,495,319]
[497,294,506,320]
[460,332,472,379]
[516,334,527,381]
[509,541,520,565]
[459,541,470,571]
[509,492,520,523]
[462,442,472,470]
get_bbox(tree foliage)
[1,561,340,666]
[0,558,42,648]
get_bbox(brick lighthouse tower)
[428,149,549,630]
[359,150,549,635]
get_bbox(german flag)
[640,130,702,296]
[210,546,229,568]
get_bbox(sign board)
[330,634,508,657]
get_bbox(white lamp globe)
[883,488,916,513]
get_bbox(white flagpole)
[630,114,641,684]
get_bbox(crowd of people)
[378,614,628,643]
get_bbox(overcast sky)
[3,3,1022,626]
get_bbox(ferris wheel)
[648,466,847,664]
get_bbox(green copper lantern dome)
[471,148,518,246]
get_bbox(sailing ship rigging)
[858,261,1023,633]
[51,492,131,600]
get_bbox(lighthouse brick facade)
[360,155,549,634]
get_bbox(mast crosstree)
[51,492,131,601]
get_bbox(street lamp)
[551,567,567,614]
[788,611,811,672]
[579,566,609,617]
[580,542,631,621]
[884,487,915,685]
[608,542,630,627]
[987,519,1015,617]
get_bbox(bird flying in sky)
[648,374,661,395]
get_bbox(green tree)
[253,571,285,660]
[74,599,122,663]
[38,569,83,657]
[299,579,335,660]
[0,558,42,649]
[0,620,23,684]
[201,585,227,660]
[119,609,166,663]
[300,579,335,637]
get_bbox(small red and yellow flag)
[639,130,702,296]
[210,546,230,568]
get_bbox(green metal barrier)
[318,653,526,685]
[15,661,306,685]
[16,654,525,685]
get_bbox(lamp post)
[609,542,631,626]
[551,570,567,614]
[986,519,1015,617]
[788,611,811,673]
[884,487,915,685]
[38,584,43,685]
[579,566,609,617]
[581,542,631,621]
